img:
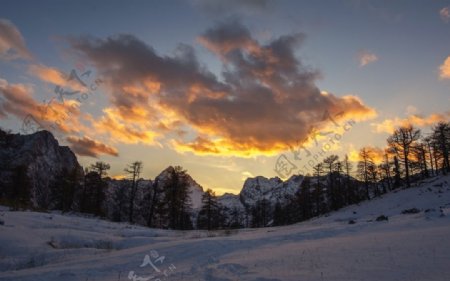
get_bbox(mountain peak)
[154,165,204,209]
[0,129,82,209]
[239,175,303,207]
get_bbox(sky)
[0,0,449,194]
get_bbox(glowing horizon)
[1,0,449,195]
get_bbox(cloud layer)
[66,136,119,157]
[440,7,450,23]
[357,50,378,67]
[439,56,450,79]
[372,112,450,134]
[0,19,32,60]
[69,20,376,156]
[0,77,118,158]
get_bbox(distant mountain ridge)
[0,129,305,215]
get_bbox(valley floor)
[1,175,450,281]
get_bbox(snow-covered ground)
[1,175,450,281]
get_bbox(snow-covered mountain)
[218,175,304,213]
[0,130,82,208]
[240,175,303,207]
[1,175,449,281]
[105,165,305,218]
[153,166,204,210]
[218,193,243,210]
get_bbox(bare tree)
[387,125,421,187]
[357,147,375,200]
[323,155,340,210]
[90,161,111,178]
[147,178,162,227]
[343,154,355,204]
[343,155,353,179]
[312,163,324,215]
[432,122,450,174]
[413,142,429,178]
[323,155,339,175]
[124,161,143,223]
[424,136,435,176]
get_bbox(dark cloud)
[70,34,225,121]
[67,136,119,158]
[70,20,375,156]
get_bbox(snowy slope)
[1,175,450,281]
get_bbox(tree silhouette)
[387,125,421,187]
[124,161,143,223]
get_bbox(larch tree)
[357,147,375,200]
[197,189,222,230]
[312,163,324,215]
[431,122,450,173]
[323,155,340,210]
[387,125,421,187]
[124,161,143,223]
[90,161,111,179]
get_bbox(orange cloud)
[92,107,160,145]
[325,94,377,121]
[0,19,32,60]
[71,21,376,157]
[439,56,450,79]
[66,136,119,157]
[0,78,87,136]
[348,146,385,164]
[372,112,450,134]
[0,78,40,118]
[37,99,86,134]
[171,136,287,157]
[28,64,88,92]
[27,62,178,146]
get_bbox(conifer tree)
[197,189,222,230]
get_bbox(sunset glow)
[1,1,449,194]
